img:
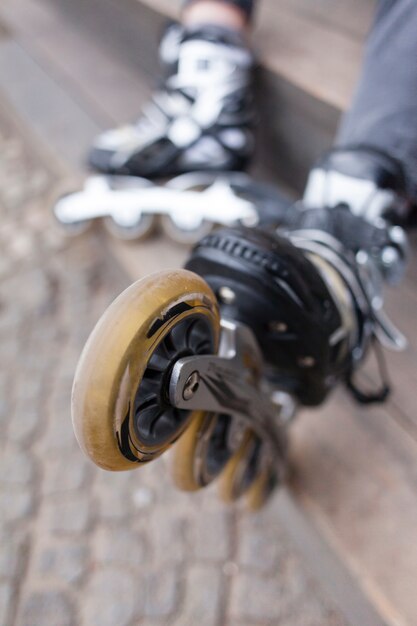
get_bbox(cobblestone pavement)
[0,99,349,626]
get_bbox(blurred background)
[0,0,416,625]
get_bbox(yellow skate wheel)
[159,214,213,245]
[51,178,94,236]
[72,270,220,471]
[102,176,157,241]
[160,174,215,245]
[245,464,277,512]
[172,412,240,491]
[219,432,263,503]
[104,213,157,241]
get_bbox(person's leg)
[89,0,257,178]
[304,0,417,223]
[337,0,417,198]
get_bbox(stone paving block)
[42,449,90,496]
[16,373,45,402]
[0,445,37,486]
[277,555,349,626]
[229,570,286,622]
[0,581,13,626]
[82,567,142,626]
[18,590,75,626]
[144,567,180,618]
[44,492,93,535]
[0,529,28,580]
[0,254,13,278]
[145,509,188,564]
[229,551,348,626]
[236,518,289,574]
[95,471,133,521]
[276,603,348,626]
[0,484,34,524]
[39,405,76,453]
[0,377,10,427]
[2,267,50,311]
[0,306,20,335]
[127,461,162,503]
[133,622,170,626]
[0,336,18,367]
[34,540,89,585]
[130,484,156,511]
[226,621,269,626]
[191,506,232,562]
[171,564,222,626]
[8,403,42,444]
[93,525,147,568]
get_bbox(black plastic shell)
[186,227,346,406]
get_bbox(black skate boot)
[88,23,255,178]
[302,147,411,284]
[303,147,413,224]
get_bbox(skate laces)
[137,38,252,143]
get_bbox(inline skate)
[88,23,255,178]
[71,202,407,510]
[52,172,291,243]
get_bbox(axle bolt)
[298,356,315,368]
[183,371,200,401]
[219,286,236,304]
[269,321,288,333]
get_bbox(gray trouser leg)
[337,0,417,198]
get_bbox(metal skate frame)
[169,319,295,473]
[289,229,407,353]
[54,173,259,230]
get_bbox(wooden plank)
[137,0,376,40]
[273,489,389,626]
[0,0,61,39]
[266,0,376,41]
[0,39,100,169]
[256,68,340,191]
[43,0,166,80]
[290,392,417,626]
[19,19,150,128]
[257,3,365,110]
[136,0,179,21]
[138,0,371,110]
[1,0,153,127]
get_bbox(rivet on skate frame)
[218,286,236,304]
[183,371,200,400]
[298,356,315,368]
[269,321,288,333]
